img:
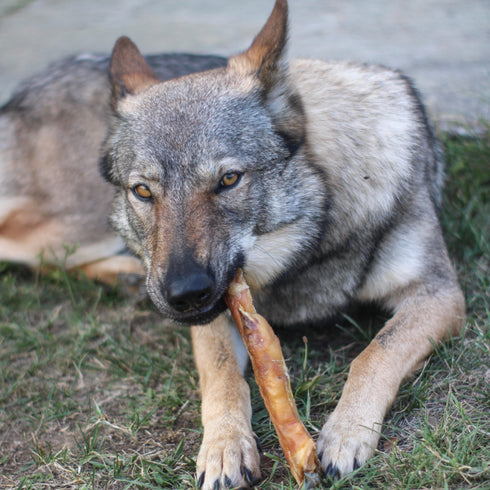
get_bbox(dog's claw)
[196,420,261,489]
[303,471,322,489]
[242,466,259,486]
[325,463,340,479]
[198,472,205,488]
[317,405,380,479]
[253,433,263,454]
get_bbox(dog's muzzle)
[161,256,227,325]
[166,270,214,314]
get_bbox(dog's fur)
[1,1,465,488]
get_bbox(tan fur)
[317,284,465,474]
[245,221,309,290]
[78,255,145,285]
[0,193,135,278]
[0,211,65,265]
[192,317,260,487]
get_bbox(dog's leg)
[0,204,65,267]
[77,255,144,289]
[317,280,465,478]
[192,315,260,490]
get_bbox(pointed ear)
[109,36,159,102]
[229,1,305,156]
[227,0,288,89]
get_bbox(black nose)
[166,270,215,313]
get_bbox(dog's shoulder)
[289,58,419,132]
[288,59,417,208]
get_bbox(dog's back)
[292,59,444,208]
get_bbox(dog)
[1,1,465,488]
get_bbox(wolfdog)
[1,0,464,488]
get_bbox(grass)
[0,129,489,489]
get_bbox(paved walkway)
[1,0,489,131]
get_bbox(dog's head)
[101,0,327,324]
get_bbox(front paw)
[316,408,381,479]
[196,417,261,489]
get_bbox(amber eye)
[132,184,152,201]
[219,172,241,190]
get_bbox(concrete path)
[1,0,489,131]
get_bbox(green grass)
[1,130,489,489]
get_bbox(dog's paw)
[196,420,261,489]
[316,409,380,479]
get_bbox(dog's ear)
[109,36,159,102]
[228,0,288,90]
[229,0,305,156]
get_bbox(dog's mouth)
[171,295,228,326]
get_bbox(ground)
[0,132,489,488]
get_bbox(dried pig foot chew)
[225,270,322,487]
